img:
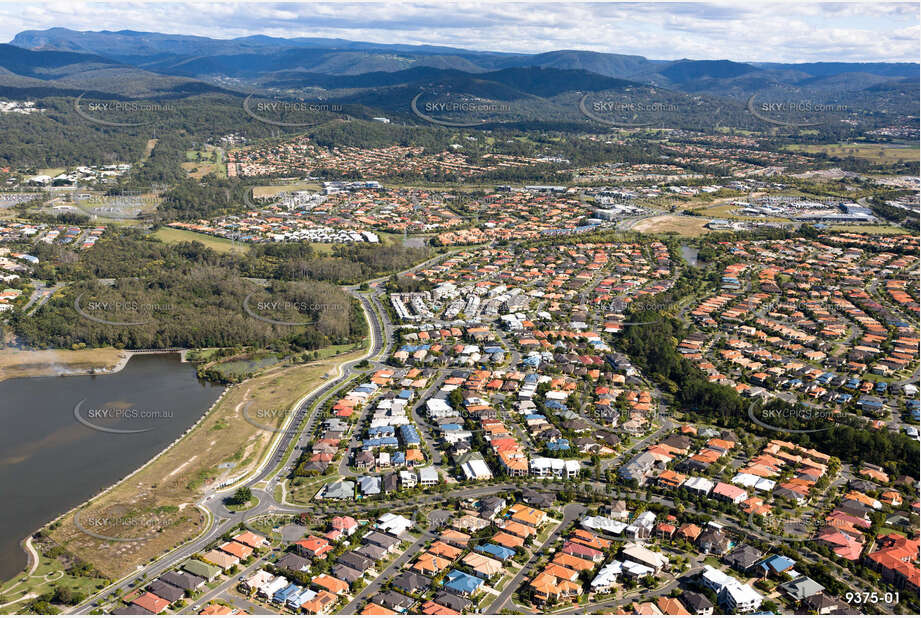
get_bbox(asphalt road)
[486,502,586,614]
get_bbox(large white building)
[620,542,669,573]
[700,566,763,613]
[461,458,493,481]
[530,457,581,479]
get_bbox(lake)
[0,353,222,580]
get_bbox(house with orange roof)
[859,468,890,483]
[301,590,338,614]
[570,529,611,550]
[312,574,349,596]
[219,541,253,560]
[361,603,396,615]
[689,449,722,466]
[677,523,702,542]
[845,490,882,510]
[199,604,235,615]
[428,541,463,560]
[498,451,529,476]
[552,552,595,572]
[440,529,471,547]
[508,503,547,527]
[530,568,582,606]
[656,597,690,615]
[412,553,451,575]
[501,520,536,539]
[420,601,459,615]
[742,497,771,516]
[881,491,903,507]
[657,469,687,489]
[295,536,333,558]
[132,592,171,614]
[865,534,920,592]
[491,531,525,549]
[233,530,267,549]
[707,438,735,452]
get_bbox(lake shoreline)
[0,348,189,383]
[0,353,223,584]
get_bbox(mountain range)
[1,28,917,126]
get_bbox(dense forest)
[156,177,254,221]
[242,240,431,284]
[12,229,426,350]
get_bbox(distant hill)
[0,43,230,98]
[754,61,920,79]
[496,50,663,79]
[0,43,116,77]
[10,27,917,88]
[658,59,759,83]
[2,28,917,123]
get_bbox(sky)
[2,1,919,63]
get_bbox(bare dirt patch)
[632,215,711,236]
[0,348,127,382]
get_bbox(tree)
[230,486,252,505]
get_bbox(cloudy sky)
[3,2,918,63]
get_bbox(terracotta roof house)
[312,574,350,596]
[865,534,920,592]
[132,592,171,614]
[412,552,451,575]
[657,596,691,615]
[201,549,238,571]
[233,531,267,549]
[360,603,396,615]
[219,541,253,560]
[491,531,525,549]
[295,536,333,559]
[301,590,338,614]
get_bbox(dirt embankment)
[0,348,128,382]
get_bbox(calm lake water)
[0,354,222,580]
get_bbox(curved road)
[68,255,445,615]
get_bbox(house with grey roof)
[324,480,355,500]
[779,576,825,602]
[358,475,381,495]
[158,570,205,591]
[724,544,763,572]
[275,552,310,573]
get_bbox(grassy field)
[183,146,226,179]
[152,227,246,253]
[785,142,919,163]
[44,345,365,580]
[152,226,346,255]
[0,545,108,613]
[631,215,712,236]
[828,224,909,234]
[251,182,321,198]
[288,472,339,505]
[0,347,127,382]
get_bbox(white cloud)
[1,2,917,63]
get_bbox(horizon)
[2,2,919,64]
